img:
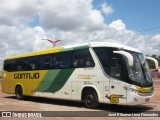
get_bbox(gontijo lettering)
[14,73,39,79]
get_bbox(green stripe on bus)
[61,48,73,52]
[45,69,75,93]
[35,70,61,92]
[73,45,89,50]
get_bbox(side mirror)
[145,57,158,69]
[113,51,134,67]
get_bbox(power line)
[137,26,160,32]
[95,26,160,40]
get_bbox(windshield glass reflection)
[126,52,152,87]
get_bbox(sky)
[0,0,160,68]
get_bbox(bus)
[2,42,154,109]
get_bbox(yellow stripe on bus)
[134,85,152,93]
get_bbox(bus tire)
[84,89,99,109]
[16,86,24,100]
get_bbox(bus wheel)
[16,86,24,100]
[84,89,99,109]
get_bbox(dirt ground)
[0,80,160,120]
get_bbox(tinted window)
[54,52,72,69]
[3,48,95,71]
[13,59,24,71]
[73,49,95,68]
[93,47,109,74]
[28,56,43,70]
[111,54,125,81]
[4,60,13,71]
[43,54,54,69]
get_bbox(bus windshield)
[127,52,152,87]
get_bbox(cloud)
[0,0,38,26]
[0,25,51,68]
[101,2,114,15]
[109,19,126,31]
[39,0,104,31]
[152,34,160,41]
[149,34,160,52]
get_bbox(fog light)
[145,98,150,102]
[134,98,138,102]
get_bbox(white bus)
[2,42,154,109]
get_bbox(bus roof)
[5,42,141,60]
[90,42,141,53]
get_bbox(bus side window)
[4,60,13,72]
[73,49,95,68]
[54,52,72,69]
[43,55,54,69]
[110,55,125,81]
[54,59,60,69]
[93,48,109,74]
[24,62,31,70]
[28,56,43,70]
[14,59,25,71]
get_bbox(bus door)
[109,54,127,104]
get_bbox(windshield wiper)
[129,72,142,77]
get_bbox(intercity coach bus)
[2,42,154,109]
